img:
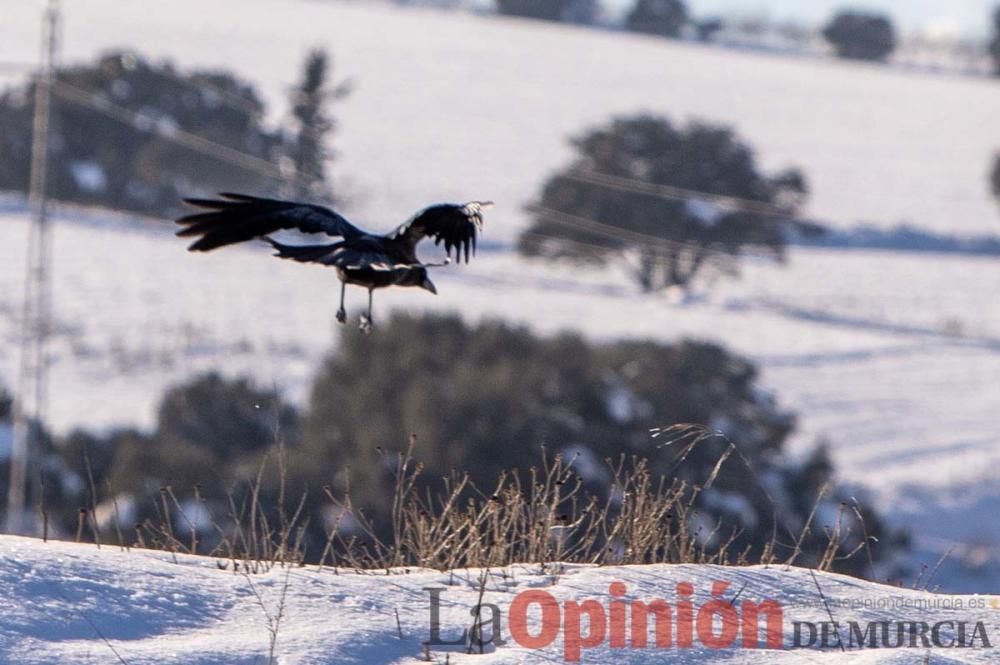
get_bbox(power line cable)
[526,204,772,259]
[51,80,291,182]
[518,228,627,260]
[164,57,352,144]
[564,169,804,220]
[7,53,336,150]
[176,74,267,116]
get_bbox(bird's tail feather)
[265,238,338,263]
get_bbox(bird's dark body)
[341,268,419,289]
[175,193,490,331]
[266,239,418,288]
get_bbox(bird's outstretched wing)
[390,201,491,263]
[176,193,364,252]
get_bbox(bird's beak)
[421,278,437,295]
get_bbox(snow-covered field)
[2,209,1000,595]
[1,0,1000,602]
[3,0,1000,240]
[1,535,998,664]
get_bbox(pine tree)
[289,49,348,202]
[990,7,1000,76]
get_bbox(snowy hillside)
[2,210,1000,594]
[1,535,998,664]
[3,0,1000,239]
[2,0,1000,597]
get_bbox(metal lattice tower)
[7,1,59,534]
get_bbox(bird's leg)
[336,282,347,325]
[359,287,374,334]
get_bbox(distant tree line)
[0,314,908,578]
[0,48,343,218]
[494,0,597,24]
[494,0,700,39]
[624,0,688,37]
[489,1,1000,73]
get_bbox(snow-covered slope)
[3,0,1000,239]
[2,210,1000,593]
[1,535,998,664]
[2,0,999,595]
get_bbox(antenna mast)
[7,0,60,534]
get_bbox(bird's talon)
[359,314,373,334]
[336,308,347,324]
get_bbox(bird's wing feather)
[390,201,491,263]
[176,193,364,252]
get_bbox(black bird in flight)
[176,194,491,332]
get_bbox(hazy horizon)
[468,0,997,38]
[614,0,996,38]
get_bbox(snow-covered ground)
[1,0,1000,597]
[3,0,1000,240]
[1,535,998,664]
[2,209,1000,594]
